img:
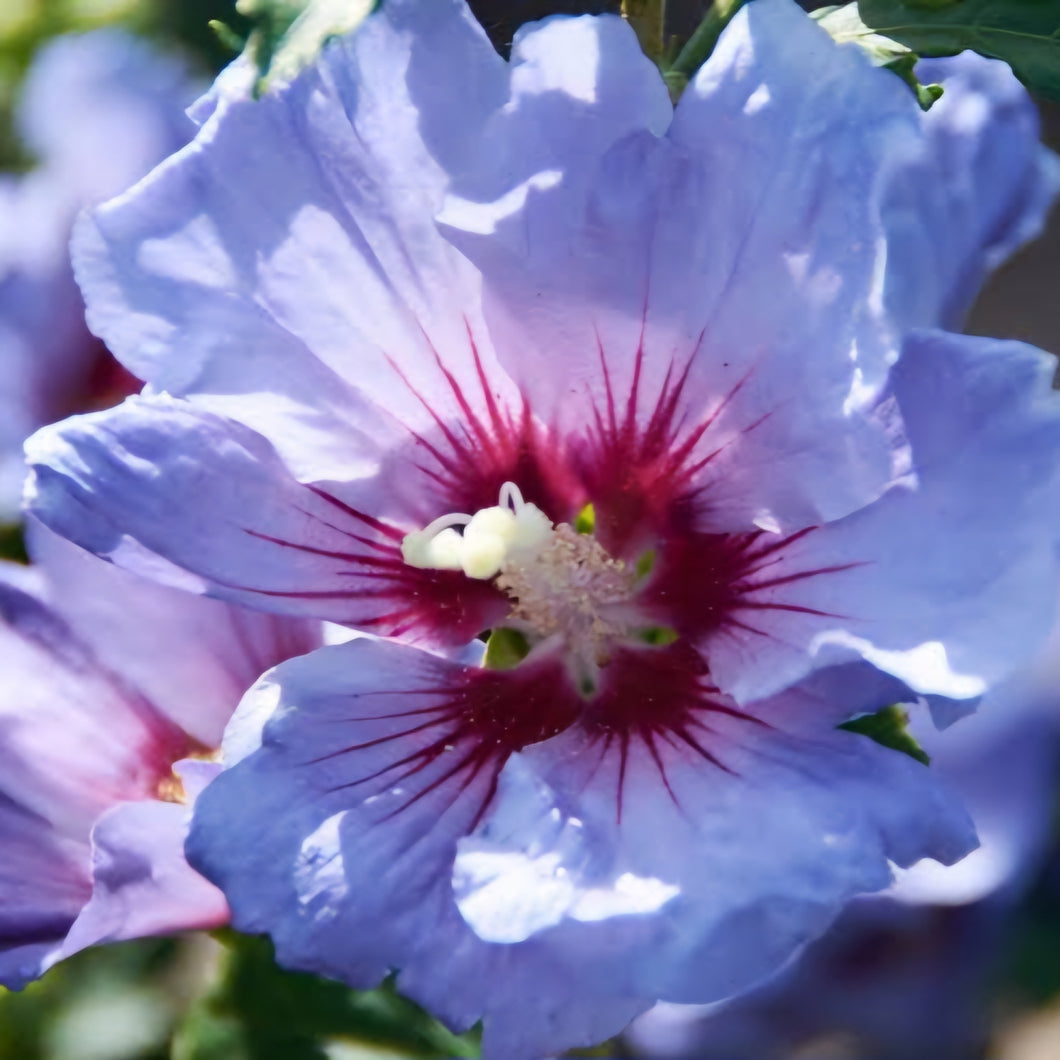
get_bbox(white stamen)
[462,506,518,579]
[499,481,525,511]
[401,511,472,569]
[424,527,466,570]
[402,481,643,685]
[401,483,552,580]
[420,510,475,538]
[510,503,552,553]
[465,505,518,544]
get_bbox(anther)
[401,483,552,580]
[401,510,472,570]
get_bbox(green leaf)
[634,548,656,579]
[229,0,376,96]
[172,932,480,1060]
[483,626,530,670]
[661,0,751,100]
[621,0,667,63]
[815,2,912,64]
[573,502,596,535]
[637,625,678,646]
[838,704,931,766]
[826,0,1060,102]
[0,523,27,563]
[813,4,944,109]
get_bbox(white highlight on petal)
[751,511,782,534]
[889,843,1013,907]
[813,633,986,699]
[574,872,682,923]
[453,845,679,944]
[783,249,810,283]
[294,813,348,919]
[322,621,358,645]
[222,672,283,765]
[513,18,600,104]
[439,170,563,237]
[843,361,869,415]
[743,83,771,115]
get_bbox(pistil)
[497,524,636,670]
[403,484,643,686]
[402,483,551,580]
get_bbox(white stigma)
[403,483,640,681]
[401,482,552,581]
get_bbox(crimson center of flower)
[402,483,644,682]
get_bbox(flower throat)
[402,483,643,684]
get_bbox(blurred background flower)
[0,0,226,534]
[0,26,198,514]
[1,2,1059,1059]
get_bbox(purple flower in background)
[627,615,1060,1058]
[0,524,320,989]
[0,29,197,514]
[886,51,1060,332]
[893,640,1060,909]
[627,901,1007,1059]
[21,0,1060,1055]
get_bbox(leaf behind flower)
[820,0,1060,102]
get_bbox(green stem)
[663,0,750,99]
[621,0,667,63]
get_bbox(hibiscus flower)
[0,524,318,988]
[24,0,1060,1055]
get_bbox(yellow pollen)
[155,747,221,805]
[157,771,187,805]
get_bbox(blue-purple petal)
[27,521,320,746]
[454,675,975,1004]
[443,0,923,530]
[188,638,652,1059]
[0,30,196,515]
[58,770,228,962]
[706,330,1060,704]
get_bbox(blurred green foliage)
[999,794,1060,1008]
[0,0,246,169]
[0,523,27,563]
[172,932,481,1060]
[0,938,182,1060]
